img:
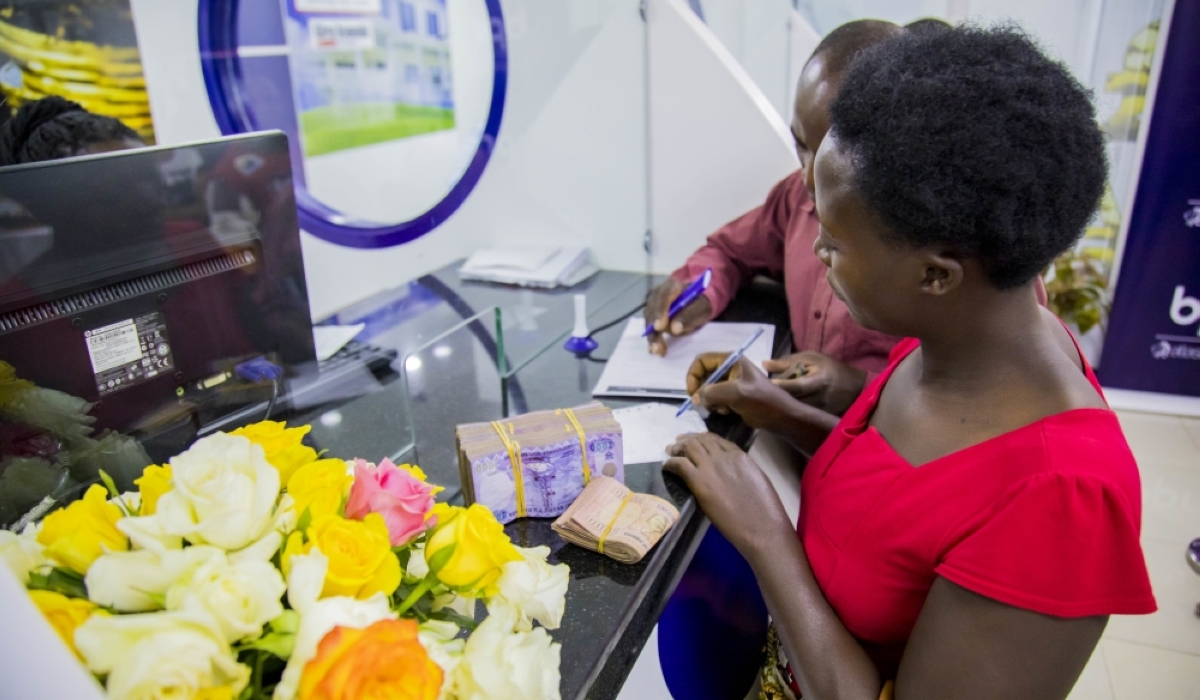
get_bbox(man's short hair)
[810,20,904,79]
[905,18,952,35]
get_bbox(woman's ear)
[920,253,963,296]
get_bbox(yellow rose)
[231,421,317,487]
[289,460,353,521]
[38,485,129,574]
[0,359,33,408]
[424,504,520,597]
[29,590,106,661]
[195,688,237,700]
[282,514,400,600]
[134,464,173,516]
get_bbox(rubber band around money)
[597,491,634,555]
[491,421,527,518]
[559,408,593,485]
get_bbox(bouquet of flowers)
[0,421,570,700]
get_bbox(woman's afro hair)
[829,25,1107,289]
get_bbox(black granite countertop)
[293,263,790,700]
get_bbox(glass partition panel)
[325,263,652,381]
[398,307,506,503]
[699,0,804,120]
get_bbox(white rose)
[75,601,249,700]
[273,547,397,700]
[453,609,562,700]
[419,620,465,700]
[166,553,285,644]
[117,514,183,552]
[0,523,47,585]
[156,433,281,551]
[86,546,224,612]
[486,545,569,632]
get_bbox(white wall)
[132,0,650,321]
[646,0,798,273]
[790,0,1104,81]
[699,0,818,122]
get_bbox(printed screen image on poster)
[285,0,455,157]
[0,0,155,144]
[282,0,494,225]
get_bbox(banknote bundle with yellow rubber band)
[552,476,679,564]
[0,16,154,142]
[456,401,623,524]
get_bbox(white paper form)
[613,403,709,464]
[592,318,775,399]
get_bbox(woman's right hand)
[645,278,713,356]
[686,353,799,433]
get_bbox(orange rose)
[299,620,442,700]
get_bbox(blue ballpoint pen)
[643,268,714,337]
[676,326,766,417]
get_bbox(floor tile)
[1139,460,1200,547]
[1117,411,1200,469]
[1180,417,1200,456]
[1067,643,1115,700]
[1103,639,1200,700]
[615,625,673,700]
[1106,539,1200,655]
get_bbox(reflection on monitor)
[0,132,316,522]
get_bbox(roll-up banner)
[1099,0,1200,399]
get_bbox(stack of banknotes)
[456,402,624,524]
[552,477,680,564]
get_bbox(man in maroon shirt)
[646,20,905,416]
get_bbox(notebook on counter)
[592,318,775,400]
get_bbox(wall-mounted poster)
[0,0,155,143]
[283,0,456,157]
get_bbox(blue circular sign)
[198,0,507,249]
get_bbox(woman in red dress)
[667,25,1156,700]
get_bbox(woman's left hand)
[664,433,793,554]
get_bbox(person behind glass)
[0,95,144,166]
[645,20,906,420]
[665,26,1156,700]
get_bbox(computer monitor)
[0,132,316,480]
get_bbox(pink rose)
[345,458,437,546]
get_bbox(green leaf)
[429,607,478,630]
[394,546,412,573]
[98,470,131,517]
[270,610,300,635]
[295,506,313,535]
[28,567,88,599]
[239,632,296,660]
[425,542,456,575]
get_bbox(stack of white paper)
[458,246,599,288]
[613,403,709,464]
[593,319,775,399]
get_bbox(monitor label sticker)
[86,313,174,396]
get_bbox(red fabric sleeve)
[936,470,1157,618]
[670,173,799,318]
[886,338,920,366]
